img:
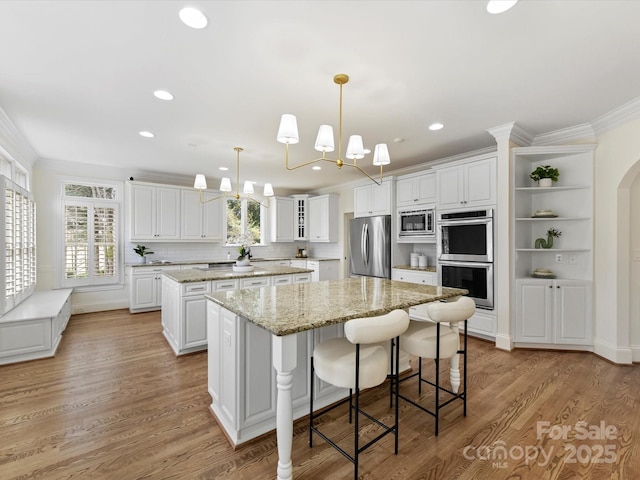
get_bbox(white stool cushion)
[427,296,476,324]
[400,321,458,359]
[344,310,410,344]
[314,338,389,390]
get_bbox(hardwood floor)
[1,309,638,479]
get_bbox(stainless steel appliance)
[349,215,391,279]
[439,260,493,309]
[438,208,493,262]
[398,207,435,238]
[438,208,494,309]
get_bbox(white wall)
[630,174,640,358]
[593,118,640,363]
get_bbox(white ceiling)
[1,0,639,194]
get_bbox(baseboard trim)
[495,333,513,351]
[593,339,633,365]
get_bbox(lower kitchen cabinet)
[391,268,437,321]
[128,265,180,312]
[306,259,339,282]
[207,301,347,446]
[515,278,592,346]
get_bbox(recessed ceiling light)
[312,166,322,171]
[139,131,155,138]
[179,7,208,29]
[486,0,518,14]
[219,167,228,171]
[153,90,174,101]
[428,122,444,131]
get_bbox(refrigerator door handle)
[362,223,369,266]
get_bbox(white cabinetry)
[292,195,309,241]
[307,260,340,282]
[128,182,181,241]
[308,194,339,242]
[391,268,437,321]
[207,302,346,446]
[270,197,294,242]
[515,279,592,345]
[512,145,594,348]
[354,181,392,217]
[128,265,179,313]
[0,289,72,365]
[396,172,436,207]
[436,156,496,210]
[180,190,222,241]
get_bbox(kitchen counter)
[394,264,437,273]
[163,265,313,284]
[207,277,466,336]
[126,257,339,268]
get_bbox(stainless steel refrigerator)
[349,215,391,279]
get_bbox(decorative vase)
[534,234,554,249]
[538,178,553,188]
[236,257,250,266]
[139,256,147,264]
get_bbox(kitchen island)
[206,277,467,480]
[161,265,313,355]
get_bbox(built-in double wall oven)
[438,208,494,309]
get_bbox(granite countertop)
[207,277,468,336]
[163,265,314,283]
[394,265,437,273]
[127,257,339,268]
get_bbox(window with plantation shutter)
[60,179,120,287]
[1,175,36,316]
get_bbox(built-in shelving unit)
[512,144,595,347]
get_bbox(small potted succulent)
[535,228,561,249]
[530,165,559,187]
[134,244,154,263]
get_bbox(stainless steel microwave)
[398,208,435,237]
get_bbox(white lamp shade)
[243,181,255,195]
[277,114,299,145]
[314,125,335,152]
[346,135,365,160]
[219,177,232,192]
[194,174,207,190]
[373,144,391,166]
[263,183,274,197]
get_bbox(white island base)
[207,301,349,447]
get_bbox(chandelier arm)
[284,145,339,170]
[341,162,383,186]
[199,190,229,204]
[245,195,270,209]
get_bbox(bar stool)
[397,296,475,435]
[309,309,410,480]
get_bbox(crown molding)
[591,96,640,136]
[487,122,534,147]
[0,105,38,169]
[532,123,596,146]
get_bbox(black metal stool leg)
[309,356,314,447]
[435,323,440,436]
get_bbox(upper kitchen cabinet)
[396,171,436,207]
[180,189,223,241]
[128,182,181,241]
[292,194,309,241]
[308,194,339,242]
[353,180,392,218]
[270,196,295,242]
[435,155,496,210]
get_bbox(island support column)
[272,333,298,480]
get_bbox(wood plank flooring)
[1,309,638,479]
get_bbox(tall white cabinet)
[128,182,181,241]
[512,145,595,348]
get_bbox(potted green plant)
[534,228,561,249]
[236,244,251,266]
[530,165,559,187]
[134,244,154,263]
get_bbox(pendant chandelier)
[193,147,274,207]
[276,73,391,185]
